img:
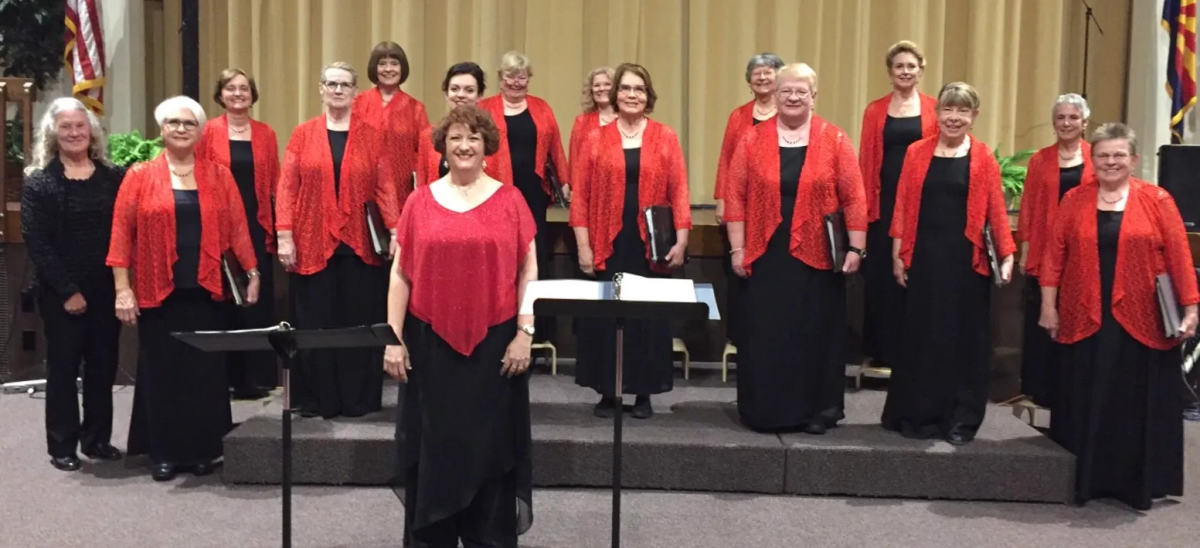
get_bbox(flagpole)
[181,0,200,100]
[1079,0,1105,100]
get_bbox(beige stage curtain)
[144,0,1131,205]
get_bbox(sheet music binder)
[1156,273,1184,338]
[643,205,677,264]
[545,159,569,207]
[220,249,249,306]
[983,222,1003,286]
[364,200,387,257]
[824,210,848,273]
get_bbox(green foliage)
[995,146,1036,198]
[5,113,24,165]
[0,0,66,91]
[107,131,164,167]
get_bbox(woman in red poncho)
[385,105,536,546]
[881,82,1015,446]
[1039,122,1197,510]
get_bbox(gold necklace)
[619,118,644,139]
[754,103,776,117]
[1099,190,1127,204]
[171,168,193,178]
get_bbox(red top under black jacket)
[569,110,602,180]
[568,119,692,272]
[889,135,1017,276]
[724,115,867,275]
[478,94,569,199]
[1041,178,1200,350]
[195,114,281,252]
[1016,142,1094,277]
[415,126,513,186]
[858,92,938,221]
[276,114,400,275]
[106,155,258,308]
[353,87,430,210]
[713,101,775,200]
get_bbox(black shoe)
[631,396,653,419]
[82,443,123,461]
[191,462,216,476]
[802,422,827,435]
[50,455,81,472]
[231,387,270,401]
[296,408,319,418]
[946,428,974,446]
[593,396,616,418]
[151,463,177,482]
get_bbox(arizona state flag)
[1164,0,1197,143]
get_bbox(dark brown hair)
[367,41,410,86]
[441,62,487,96]
[432,105,501,156]
[213,68,258,108]
[608,63,658,114]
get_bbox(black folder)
[221,249,250,306]
[983,222,1003,286]
[545,159,569,207]
[643,205,677,264]
[825,210,849,273]
[1156,273,1184,338]
[364,200,387,257]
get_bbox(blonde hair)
[321,61,358,87]
[937,82,980,110]
[885,40,925,69]
[580,67,615,113]
[776,63,818,92]
[25,97,111,175]
[499,50,533,78]
[1090,122,1139,156]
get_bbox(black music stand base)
[612,320,625,548]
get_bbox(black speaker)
[1157,144,1200,230]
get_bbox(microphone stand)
[1080,0,1105,100]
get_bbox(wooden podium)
[1,77,35,244]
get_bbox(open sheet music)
[519,274,696,315]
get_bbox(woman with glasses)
[570,63,691,419]
[108,96,260,481]
[276,61,400,419]
[416,62,512,185]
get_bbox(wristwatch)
[848,246,866,260]
[518,324,536,337]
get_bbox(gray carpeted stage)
[224,374,1075,503]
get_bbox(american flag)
[1164,0,1197,143]
[64,0,107,115]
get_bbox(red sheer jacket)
[724,115,867,275]
[106,155,258,308]
[478,94,569,199]
[889,135,1017,276]
[569,110,602,179]
[568,119,692,273]
[353,87,430,211]
[858,92,939,221]
[713,101,775,200]
[194,114,281,252]
[1016,142,1094,277]
[415,126,513,185]
[276,114,400,275]
[1041,178,1199,349]
[397,185,536,356]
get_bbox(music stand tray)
[173,322,399,548]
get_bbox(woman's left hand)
[501,331,533,377]
[1180,309,1198,339]
[388,235,398,261]
[840,251,862,274]
[246,274,261,305]
[665,243,687,269]
[999,254,1014,285]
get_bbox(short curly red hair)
[432,105,501,156]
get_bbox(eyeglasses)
[1095,153,1131,161]
[618,84,648,96]
[777,88,811,99]
[504,74,529,84]
[323,81,354,92]
[163,119,199,131]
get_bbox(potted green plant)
[995,147,1036,212]
[0,0,66,92]
[107,130,164,167]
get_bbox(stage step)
[222,376,1074,503]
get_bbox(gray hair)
[25,97,111,175]
[1052,93,1090,121]
[745,52,785,83]
[321,61,358,87]
[154,95,207,128]
[1090,122,1139,157]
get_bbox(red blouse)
[569,110,602,179]
[276,114,400,275]
[858,92,939,221]
[568,119,692,273]
[106,155,258,308]
[713,101,775,200]
[478,95,569,199]
[194,114,281,252]
[353,87,430,211]
[1041,178,1200,350]
[415,125,513,186]
[1016,142,1094,277]
[724,115,867,275]
[889,135,1017,276]
[398,184,536,356]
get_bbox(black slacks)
[38,285,121,458]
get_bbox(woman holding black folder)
[724,63,867,433]
[882,82,1015,446]
[570,63,692,419]
[276,61,400,419]
[1038,122,1197,510]
[108,96,260,481]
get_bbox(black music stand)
[533,289,712,548]
[173,322,400,548]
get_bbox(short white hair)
[1052,93,1090,121]
[154,95,207,128]
[25,97,111,175]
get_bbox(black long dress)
[720,118,766,349]
[881,154,992,441]
[1051,210,1185,510]
[127,190,231,466]
[1020,164,1083,406]
[225,140,278,394]
[738,147,847,432]
[863,115,922,368]
[506,110,556,345]
[574,148,674,397]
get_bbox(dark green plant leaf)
[107,130,164,166]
